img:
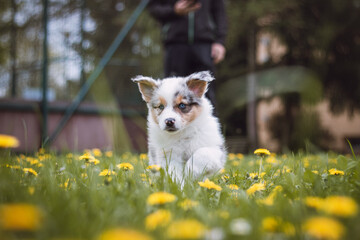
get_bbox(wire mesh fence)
[0,0,162,107]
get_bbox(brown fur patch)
[150,96,167,124]
[174,95,202,124]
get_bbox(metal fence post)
[41,0,49,145]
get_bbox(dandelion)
[117,163,134,171]
[166,219,206,239]
[305,196,324,209]
[0,204,43,231]
[228,153,236,160]
[254,148,270,177]
[140,153,148,161]
[303,217,345,240]
[88,159,100,165]
[23,168,38,176]
[105,151,113,157]
[97,228,153,240]
[179,199,199,210]
[322,196,358,218]
[145,209,172,231]
[329,168,344,176]
[248,172,266,179]
[79,152,95,162]
[254,148,271,156]
[262,217,295,236]
[99,169,116,176]
[246,182,266,195]
[0,134,19,148]
[198,179,222,191]
[147,192,177,205]
[236,153,244,159]
[92,148,102,157]
[146,165,161,172]
[257,186,283,206]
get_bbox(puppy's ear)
[132,76,158,102]
[186,71,215,98]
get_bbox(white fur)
[132,71,226,185]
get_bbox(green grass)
[0,149,360,240]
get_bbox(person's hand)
[211,43,226,64]
[174,0,201,16]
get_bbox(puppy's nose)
[165,118,175,127]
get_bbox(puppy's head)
[132,71,214,133]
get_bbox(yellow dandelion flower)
[0,204,43,231]
[88,159,100,165]
[79,152,95,161]
[312,170,319,174]
[146,165,161,172]
[179,199,199,210]
[60,178,71,189]
[97,228,152,240]
[228,153,236,160]
[257,186,283,206]
[329,168,344,176]
[198,179,222,191]
[322,196,358,218]
[145,209,172,231]
[99,169,116,176]
[227,184,239,190]
[254,148,271,156]
[147,192,177,205]
[105,151,113,157]
[304,196,324,210]
[0,134,19,148]
[248,172,266,179]
[166,219,206,239]
[23,168,38,176]
[117,163,134,171]
[236,153,244,159]
[262,217,295,236]
[303,217,345,240]
[140,153,148,161]
[246,182,266,195]
[92,148,102,157]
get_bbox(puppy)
[132,71,226,184]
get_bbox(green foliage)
[1,149,360,239]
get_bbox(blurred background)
[0,0,359,154]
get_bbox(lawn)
[0,139,360,239]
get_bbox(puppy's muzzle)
[165,118,177,132]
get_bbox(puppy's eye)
[158,104,165,110]
[178,103,187,110]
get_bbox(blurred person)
[148,0,227,106]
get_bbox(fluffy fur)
[132,71,226,184]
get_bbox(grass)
[0,149,360,240]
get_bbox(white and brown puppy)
[132,71,226,184]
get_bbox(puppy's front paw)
[185,147,224,179]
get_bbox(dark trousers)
[164,43,216,106]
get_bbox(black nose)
[165,118,175,127]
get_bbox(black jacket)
[148,0,227,46]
